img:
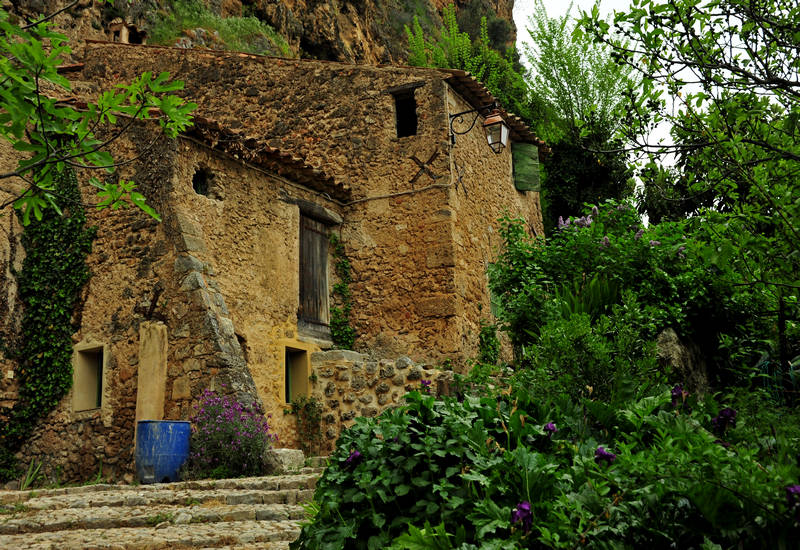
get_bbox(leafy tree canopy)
[523,1,637,233]
[0,1,196,223]
[581,0,800,293]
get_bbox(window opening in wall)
[285,348,309,403]
[74,348,103,411]
[393,90,418,138]
[192,166,213,196]
[298,215,330,339]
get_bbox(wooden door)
[299,215,329,329]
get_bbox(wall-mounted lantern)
[482,110,510,154]
[449,102,510,154]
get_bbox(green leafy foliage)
[148,0,291,57]
[290,395,324,457]
[330,233,356,350]
[405,5,531,122]
[291,386,800,549]
[0,5,195,221]
[580,0,800,373]
[489,202,769,385]
[477,319,500,366]
[0,167,95,481]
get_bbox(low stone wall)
[310,350,453,453]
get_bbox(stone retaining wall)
[309,350,453,453]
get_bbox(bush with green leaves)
[291,386,800,549]
[185,389,277,479]
[488,201,769,383]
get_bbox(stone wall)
[446,88,545,362]
[308,349,454,453]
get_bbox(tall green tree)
[525,0,637,233]
[582,0,800,383]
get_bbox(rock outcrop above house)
[5,0,517,64]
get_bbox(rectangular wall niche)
[74,348,104,411]
[285,348,309,403]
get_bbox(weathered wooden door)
[299,215,329,333]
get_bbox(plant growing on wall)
[290,395,323,457]
[0,167,95,481]
[477,319,500,365]
[329,233,356,350]
[0,1,195,480]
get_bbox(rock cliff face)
[5,0,516,64]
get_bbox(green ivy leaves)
[0,167,95,481]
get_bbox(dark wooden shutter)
[299,215,329,329]
[512,142,541,191]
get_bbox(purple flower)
[420,379,432,394]
[574,215,593,228]
[595,446,616,465]
[649,240,661,247]
[600,236,610,248]
[544,422,557,436]
[671,384,688,408]
[511,501,532,533]
[634,229,644,240]
[591,205,599,217]
[711,407,737,434]
[345,450,362,467]
[558,216,570,229]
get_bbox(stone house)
[0,42,545,480]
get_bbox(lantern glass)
[483,112,509,154]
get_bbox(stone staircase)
[0,463,324,549]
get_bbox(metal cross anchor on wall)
[453,161,468,197]
[408,151,440,187]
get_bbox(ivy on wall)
[289,395,323,457]
[0,167,96,481]
[329,233,355,350]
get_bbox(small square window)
[74,348,103,411]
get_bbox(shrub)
[186,389,276,478]
[291,388,800,549]
[489,201,770,383]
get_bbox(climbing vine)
[329,233,355,350]
[289,395,323,457]
[0,167,96,481]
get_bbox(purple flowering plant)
[511,501,533,533]
[711,407,737,434]
[187,388,277,478]
[595,446,617,465]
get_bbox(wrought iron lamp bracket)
[448,102,498,144]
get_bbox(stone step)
[0,472,321,548]
[0,472,319,506]
[0,519,303,549]
[4,486,314,512]
[0,502,308,535]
